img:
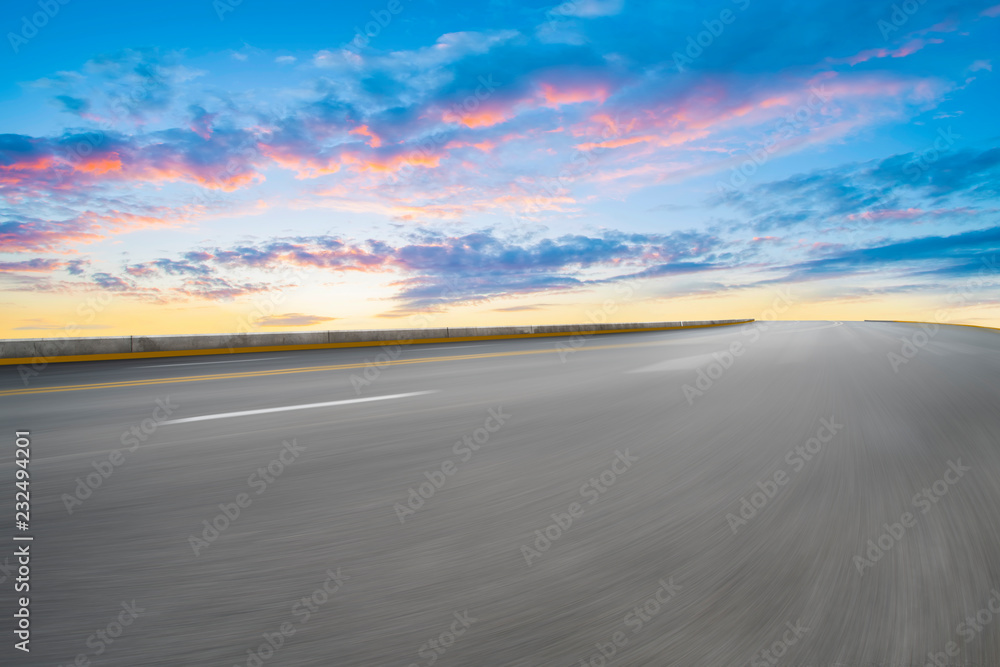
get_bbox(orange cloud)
[1,142,262,192]
[260,144,341,179]
[75,153,123,174]
[390,204,468,221]
[444,139,497,153]
[575,135,657,151]
[442,108,514,128]
[0,155,57,187]
[538,82,609,109]
[349,125,383,147]
[343,150,443,173]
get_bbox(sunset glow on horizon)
[2,0,998,338]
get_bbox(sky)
[1,0,998,338]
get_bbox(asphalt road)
[2,320,1000,666]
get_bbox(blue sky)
[1,0,998,335]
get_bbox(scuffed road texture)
[2,320,1000,666]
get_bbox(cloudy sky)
[1,0,998,337]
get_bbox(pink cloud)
[349,125,383,148]
[189,111,217,140]
[847,208,925,222]
[575,135,657,151]
[0,133,264,194]
[1,218,109,254]
[439,77,614,129]
[443,139,497,153]
[831,38,943,66]
[442,107,516,128]
[914,17,960,34]
[0,258,71,273]
[260,143,341,178]
[537,82,609,109]
[342,149,443,174]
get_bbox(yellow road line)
[0,323,748,397]
[0,322,751,367]
[865,320,1000,332]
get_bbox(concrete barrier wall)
[0,336,132,359]
[132,331,331,353]
[0,319,752,363]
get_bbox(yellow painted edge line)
[0,321,753,367]
[0,321,753,397]
[865,320,1000,332]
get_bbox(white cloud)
[553,0,624,19]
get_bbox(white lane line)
[775,321,843,333]
[414,344,497,351]
[161,391,438,425]
[627,353,720,373]
[137,357,289,368]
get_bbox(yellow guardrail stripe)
[0,321,751,396]
[0,322,751,367]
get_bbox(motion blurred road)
[2,320,1000,666]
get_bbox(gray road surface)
[2,320,999,666]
